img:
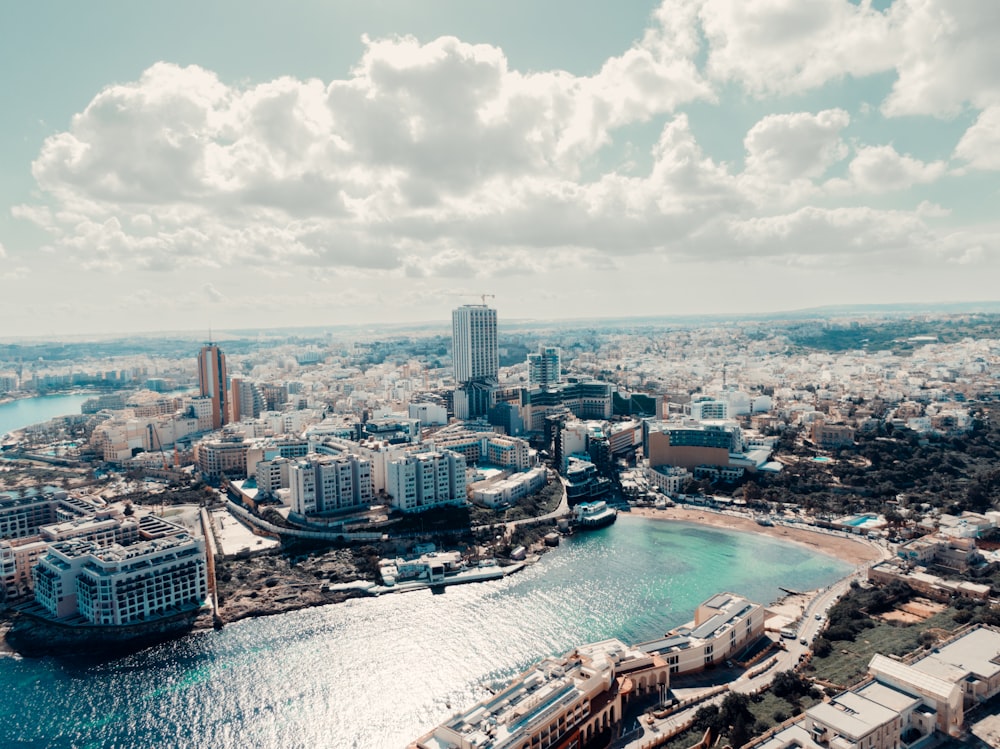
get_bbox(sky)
[2,0,999,338]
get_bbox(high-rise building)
[197,344,229,430]
[452,305,498,384]
[527,346,561,386]
[452,304,499,419]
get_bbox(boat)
[572,500,617,530]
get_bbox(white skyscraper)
[452,304,498,384]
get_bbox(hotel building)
[411,638,668,749]
[637,593,765,674]
[412,593,764,749]
[288,453,375,516]
[33,532,208,626]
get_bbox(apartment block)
[289,453,375,516]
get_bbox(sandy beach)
[629,506,883,567]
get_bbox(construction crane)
[455,293,496,305]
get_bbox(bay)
[0,394,94,436]
[0,515,852,748]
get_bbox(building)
[637,593,765,675]
[645,423,736,471]
[411,638,667,749]
[288,453,374,516]
[33,531,208,626]
[0,488,99,540]
[520,381,615,432]
[685,398,729,420]
[452,304,499,420]
[645,464,691,495]
[197,343,229,431]
[230,377,265,421]
[410,593,763,749]
[408,401,448,427]
[386,449,467,512]
[527,346,561,387]
[748,630,1000,749]
[194,435,250,480]
[810,422,855,449]
[452,304,498,384]
[472,466,548,507]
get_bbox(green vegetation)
[750,404,1000,517]
[468,476,563,526]
[691,693,760,749]
[785,314,1000,354]
[746,672,821,732]
[801,583,1000,688]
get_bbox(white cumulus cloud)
[954,106,1000,170]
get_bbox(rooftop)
[911,627,1000,683]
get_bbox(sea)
[0,393,94,437]
[0,516,853,749]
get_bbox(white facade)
[386,449,466,512]
[473,466,548,507]
[638,593,765,676]
[289,453,374,516]
[34,533,208,625]
[408,402,448,426]
[452,304,498,383]
[645,464,691,495]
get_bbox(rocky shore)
[212,546,382,625]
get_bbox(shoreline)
[627,506,883,567]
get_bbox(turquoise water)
[0,394,93,436]
[0,516,851,748]
[811,456,832,463]
[844,515,874,526]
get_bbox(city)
[3,2,1000,747]
[2,303,1000,747]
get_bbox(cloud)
[881,0,1000,117]
[19,21,717,276]
[12,5,1000,294]
[954,106,1000,170]
[699,0,896,96]
[203,283,228,303]
[693,0,1000,118]
[0,241,6,259]
[744,110,850,182]
[828,145,947,194]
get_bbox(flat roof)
[912,627,1000,682]
[809,691,897,740]
[855,681,921,714]
[869,654,957,701]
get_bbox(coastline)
[628,506,882,566]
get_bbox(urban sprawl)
[3,306,1000,749]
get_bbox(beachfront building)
[645,423,739,471]
[33,533,208,626]
[749,627,1000,749]
[637,593,765,675]
[410,637,668,749]
[644,464,691,496]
